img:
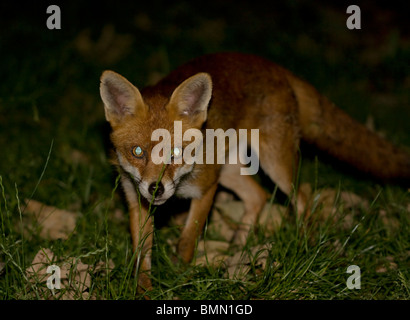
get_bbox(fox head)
[100,71,212,205]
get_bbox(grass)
[1,159,408,300]
[0,1,409,300]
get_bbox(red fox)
[99,52,410,292]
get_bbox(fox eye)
[171,147,182,159]
[132,146,144,158]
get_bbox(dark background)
[0,0,409,202]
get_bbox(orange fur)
[100,52,410,292]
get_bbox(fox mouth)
[139,189,170,206]
[148,198,168,206]
[138,181,175,206]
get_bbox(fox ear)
[100,70,146,124]
[168,73,212,126]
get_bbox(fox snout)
[148,182,164,197]
[143,180,168,205]
[138,176,176,206]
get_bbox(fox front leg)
[121,174,153,293]
[177,183,218,262]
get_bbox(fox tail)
[287,73,410,184]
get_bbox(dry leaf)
[376,256,398,273]
[94,259,116,275]
[225,244,272,280]
[26,248,56,276]
[207,208,236,242]
[25,248,114,300]
[258,203,284,234]
[24,199,77,240]
[207,199,284,241]
[190,198,282,282]
[210,200,245,241]
[195,240,230,266]
[339,191,369,209]
[195,241,273,281]
[300,183,368,228]
[214,200,244,223]
[193,199,282,275]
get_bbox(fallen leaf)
[300,183,368,228]
[195,240,230,266]
[208,199,284,241]
[24,199,77,240]
[195,241,274,281]
[225,244,272,280]
[26,248,56,276]
[25,248,115,300]
[376,256,398,273]
[94,259,116,275]
[339,191,369,210]
[193,199,281,277]
[214,200,244,223]
[258,203,284,235]
[207,206,237,242]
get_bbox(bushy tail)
[287,73,410,183]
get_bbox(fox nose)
[148,182,164,197]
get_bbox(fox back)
[102,52,410,204]
[100,52,410,292]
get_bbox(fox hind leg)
[219,163,268,245]
[258,126,308,217]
